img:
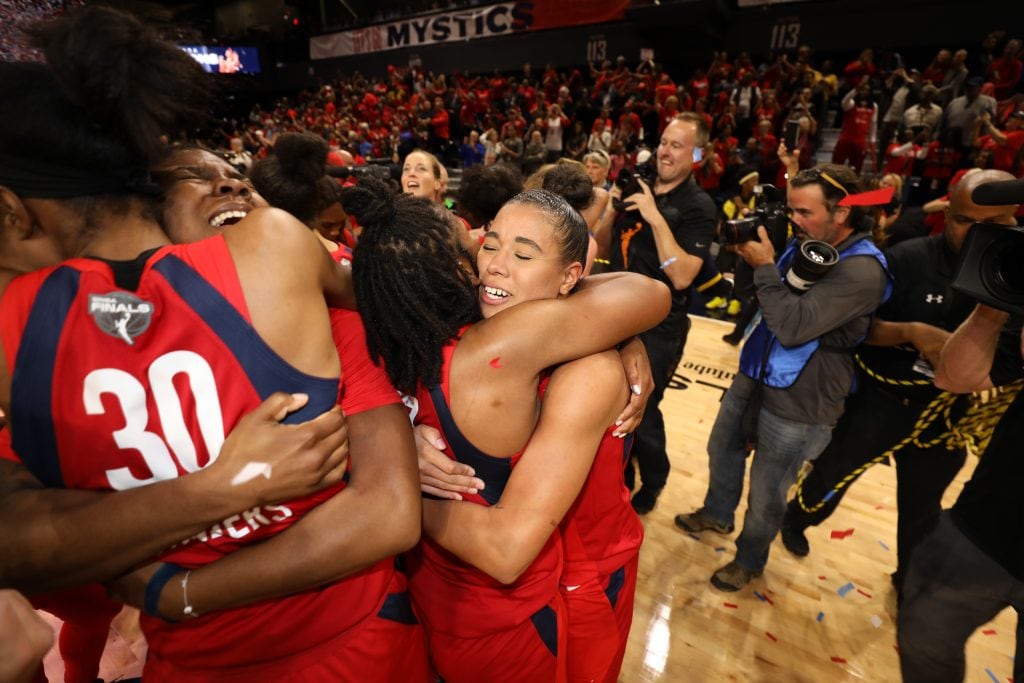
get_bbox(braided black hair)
[345,178,480,394]
[250,133,336,226]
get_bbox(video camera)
[719,183,789,248]
[951,178,1024,316]
[612,159,657,213]
[326,163,397,182]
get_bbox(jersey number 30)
[83,351,225,490]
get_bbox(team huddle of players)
[0,7,669,683]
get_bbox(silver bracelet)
[181,570,199,618]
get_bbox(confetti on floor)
[488,356,503,369]
[818,575,827,580]
[723,602,738,609]
[857,588,873,599]
[983,629,998,636]
[837,582,856,597]
[714,547,727,552]
[830,656,848,664]
[878,540,890,551]
[986,668,1000,683]
[816,612,825,622]
[765,632,778,642]
[870,615,883,629]
[830,528,855,540]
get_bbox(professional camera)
[612,159,657,213]
[326,163,397,182]
[783,240,840,294]
[951,223,1024,316]
[720,183,790,248]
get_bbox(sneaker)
[674,508,734,534]
[704,296,728,311]
[631,486,662,515]
[781,524,810,557]
[726,299,742,316]
[710,561,762,592]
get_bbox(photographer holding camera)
[898,176,1024,683]
[676,163,892,591]
[606,112,718,515]
[779,170,1020,601]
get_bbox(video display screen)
[180,45,261,74]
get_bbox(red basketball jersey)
[406,331,562,639]
[0,236,395,675]
[560,430,643,587]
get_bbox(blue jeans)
[702,386,834,572]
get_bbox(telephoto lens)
[784,240,839,294]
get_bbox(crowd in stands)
[0,0,83,61]
[207,32,1022,251]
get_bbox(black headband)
[0,152,162,199]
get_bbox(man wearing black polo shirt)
[609,112,717,514]
[898,177,1024,683]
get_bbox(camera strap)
[740,332,772,454]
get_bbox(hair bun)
[341,177,398,232]
[29,5,213,165]
[272,133,328,184]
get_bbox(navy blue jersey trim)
[529,604,559,657]
[10,266,79,488]
[427,384,511,506]
[622,432,634,468]
[153,255,338,421]
[604,564,627,609]
[376,591,419,625]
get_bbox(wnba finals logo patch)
[88,292,154,345]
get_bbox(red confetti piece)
[723,602,738,609]
[875,505,885,510]
[982,629,997,635]
[488,356,503,369]
[830,657,847,664]
[765,632,778,642]
[857,589,873,598]
[818,575,827,580]
[762,593,774,605]
[830,528,855,539]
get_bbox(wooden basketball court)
[35,315,1016,683]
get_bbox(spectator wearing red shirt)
[977,109,1024,175]
[429,96,450,151]
[689,66,710,102]
[921,48,953,87]
[882,129,923,178]
[656,95,682,135]
[694,141,725,193]
[654,72,677,105]
[841,48,876,91]
[986,39,1023,100]
[833,82,878,174]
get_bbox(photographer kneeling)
[675,164,892,591]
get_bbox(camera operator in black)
[780,170,1020,596]
[676,163,893,592]
[898,176,1024,680]
[608,112,717,514]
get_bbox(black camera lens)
[981,235,1024,308]
[785,240,839,293]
